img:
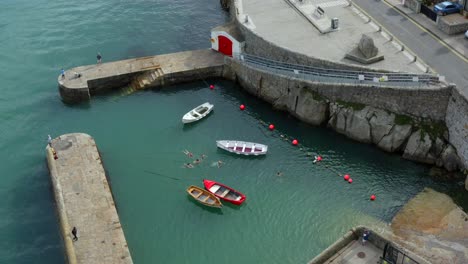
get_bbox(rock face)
[358,34,378,58]
[403,130,436,164]
[328,104,371,143]
[440,145,460,172]
[391,188,468,264]
[292,88,329,125]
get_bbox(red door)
[218,35,233,57]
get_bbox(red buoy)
[317,156,322,161]
[240,104,245,110]
[344,174,350,180]
[209,84,214,89]
[370,195,376,201]
[269,124,275,130]
[348,178,353,183]
[292,139,298,146]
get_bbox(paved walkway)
[241,0,430,73]
[323,240,381,264]
[384,0,467,59]
[46,133,133,264]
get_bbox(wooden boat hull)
[203,179,246,205]
[216,140,268,156]
[182,102,214,124]
[187,185,222,208]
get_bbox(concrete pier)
[58,49,225,103]
[46,133,133,264]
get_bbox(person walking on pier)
[60,68,65,79]
[71,227,78,241]
[97,52,102,64]
[47,135,52,147]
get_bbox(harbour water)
[0,0,465,263]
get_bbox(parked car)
[433,1,462,16]
[465,30,468,39]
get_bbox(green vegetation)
[418,121,447,141]
[394,114,414,126]
[336,100,366,111]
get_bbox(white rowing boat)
[216,140,268,156]
[182,102,214,124]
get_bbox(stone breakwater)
[46,133,133,264]
[58,49,225,103]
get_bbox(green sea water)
[0,0,465,263]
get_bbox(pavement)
[323,240,382,264]
[241,0,430,73]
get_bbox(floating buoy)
[317,156,322,161]
[292,139,298,146]
[240,104,245,110]
[209,84,214,89]
[269,124,275,131]
[344,174,350,180]
[370,195,376,201]
[348,178,353,183]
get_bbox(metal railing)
[233,53,441,86]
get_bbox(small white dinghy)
[216,140,268,156]
[182,102,214,124]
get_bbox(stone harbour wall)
[223,58,463,173]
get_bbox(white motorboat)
[216,140,268,156]
[182,102,214,124]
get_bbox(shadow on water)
[186,196,224,215]
[181,113,214,132]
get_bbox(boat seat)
[220,189,230,197]
[209,185,221,193]
[242,144,246,152]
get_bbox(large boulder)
[328,104,371,143]
[294,88,329,125]
[377,124,412,152]
[440,145,460,172]
[358,34,379,58]
[403,130,436,164]
[345,107,372,143]
[369,109,394,144]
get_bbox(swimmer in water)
[276,171,283,177]
[201,154,207,160]
[217,160,223,168]
[183,150,193,158]
[184,163,194,168]
[193,159,201,164]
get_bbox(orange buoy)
[348,178,353,183]
[370,195,376,201]
[292,139,298,146]
[240,104,245,110]
[344,174,350,180]
[209,84,214,89]
[269,124,275,130]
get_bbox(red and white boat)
[216,140,268,156]
[203,179,246,205]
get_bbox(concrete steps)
[122,68,165,96]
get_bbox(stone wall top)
[46,133,133,264]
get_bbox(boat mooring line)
[143,170,182,181]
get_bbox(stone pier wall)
[46,133,133,264]
[224,58,450,121]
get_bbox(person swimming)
[217,160,223,168]
[193,159,201,164]
[183,150,193,158]
[184,163,194,168]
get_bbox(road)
[353,0,468,95]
